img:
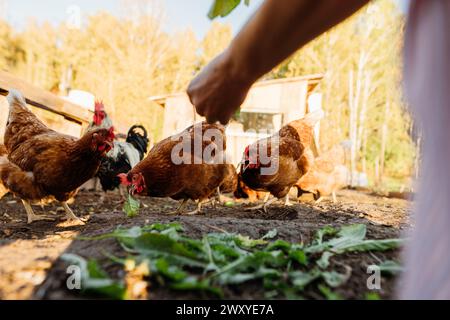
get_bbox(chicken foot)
[22,199,55,224]
[284,194,292,206]
[167,199,189,215]
[99,192,106,204]
[61,202,85,224]
[208,188,221,209]
[213,187,231,207]
[315,196,324,204]
[245,196,278,213]
[332,191,337,203]
[217,187,224,204]
[314,192,337,204]
[183,200,207,215]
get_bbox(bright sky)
[1,0,264,39]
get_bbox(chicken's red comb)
[118,173,130,185]
[95,100,105,112]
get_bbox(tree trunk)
[379,100,390,186]
[349,69,356,186]
[362,128,368,173]
[356,72,371,157]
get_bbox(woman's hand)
[187,51,253,124]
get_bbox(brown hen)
[297,144,349,203]
[238,110,323,212]
[0,90,114,224]
[119,122,235,215]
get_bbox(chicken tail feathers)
[6,89,28,110]
[126,125,150,158]
[0,156,43,200]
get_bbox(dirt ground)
[0,189,411,300]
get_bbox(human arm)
[187,0,370,124]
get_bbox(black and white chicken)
[96,125,149,197]
[83,101,149,200]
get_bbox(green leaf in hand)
[208,0,241,19]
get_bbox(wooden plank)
[0,70,91,125]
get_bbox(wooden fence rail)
[0,71,91,125]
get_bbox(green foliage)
[306,224,404,254]
[61,253,126,299]
[318,284,343,300]
[316,252,334,269]
[208,0,241,19]
[123,194,140,217]
[208,0,250,19]
[365,292,381,300]
[377,260,403,275]
[72,222,403,299]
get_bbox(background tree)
[200,22,232,67]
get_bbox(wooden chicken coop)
[0,71,92,142]
[150,74,324,165]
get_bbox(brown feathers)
[127,122,236,203]
[1,91,113,203]
[239,111,322,199]
[0,144,8,199]
[297,144,349,198]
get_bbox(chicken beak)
[128,184,136,196]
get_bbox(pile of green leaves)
[64,223,404,299]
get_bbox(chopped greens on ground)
[123,194,140,217]
[67,223,403,299]
[61,254,126,299]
